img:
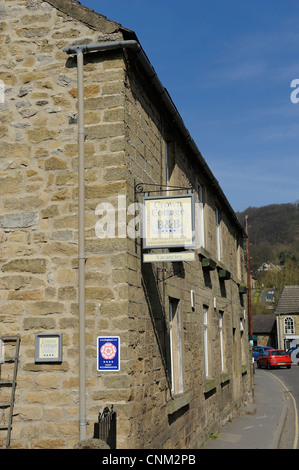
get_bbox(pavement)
[202,366,288,449]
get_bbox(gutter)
[76,48,87,442]
[64,38,245,440]
[64,40,140,442]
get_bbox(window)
[219,311,225,372]
[169,298,183,394]
[203,305,209,377]
[284,316,295,335]
[236,235,242,279]
[165,141,175,195]
[165,142,169,195]
[215,206,221,260]
[196,183,205,248]
[240,319,245,364]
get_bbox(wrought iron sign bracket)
[134,180,193,202]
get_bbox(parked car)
[287,346,299,364]
[257,349,292,369]
[287,346,299,356]
[253,346,274,361]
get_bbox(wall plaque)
[35,333,62,363]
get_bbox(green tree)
[257,260,299,309]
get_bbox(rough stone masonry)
[0,0,132,449]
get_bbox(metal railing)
[93,405,116,449]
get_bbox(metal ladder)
[0,335,21,449]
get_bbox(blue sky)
[81,0,299,212]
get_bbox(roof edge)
[63,36,245,235]
[46,0,136,37]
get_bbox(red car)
[257,349,291,369]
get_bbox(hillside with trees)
[236,202,299,313]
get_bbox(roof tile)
[275,285,299,315]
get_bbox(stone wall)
[118,61,251,448]
[277,314,299,349]
[0,0,130,449]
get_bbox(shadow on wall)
[141,262,172,392]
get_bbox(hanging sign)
[142,194,195,249]
[97,336,120,372]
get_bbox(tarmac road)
[202,365,298,449]
[270,366,299,449]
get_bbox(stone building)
[252,314,277,348]
[276,285,299,351]
[0,0,252,449]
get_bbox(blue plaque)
[97,336,120,371]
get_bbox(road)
[266,365,299,449]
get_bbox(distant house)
[252,314,277,348]
[252,288,276,309]
[276,286,299,350]
[257,262,281,273]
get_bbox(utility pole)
[245,215,253,341]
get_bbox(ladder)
[0,335,21,449]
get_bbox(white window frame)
[284,316,295,335]
[219,311,224,372]
[197,183,205,248]
[165,142,169,195]
[169,298,183,394]
[236,234,242,279]
[203,305,209,377]
[216,206,221,260]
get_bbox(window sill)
[220,371,230,384]
[167,391,190,416]
[204,376,218,393]
[197,248,243,285]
